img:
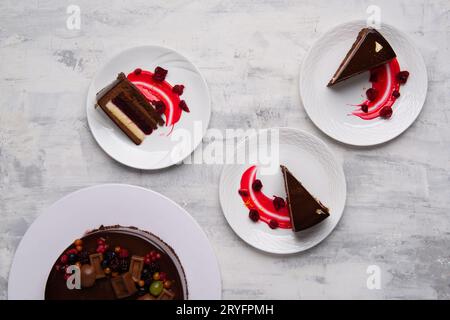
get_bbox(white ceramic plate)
[300,20,427,146]
[87,45,211,169]
[8,184,221,300]
[219,128,346,254]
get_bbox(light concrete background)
[0,0,449,299]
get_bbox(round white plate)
[219,128,346,254]
[300,20,427,146]
[87,45,211,169]
[8,184,221,300]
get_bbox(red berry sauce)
[127,68,187,131]
[352,58,406,120]
[238,165,292,229]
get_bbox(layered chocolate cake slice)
[96,73,164,145]
[328,28,396,86]
[280,165,329,232]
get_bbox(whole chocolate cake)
[45,225,187,300]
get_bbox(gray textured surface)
[0,0,449,299]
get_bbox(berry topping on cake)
[392,90,400,98]
[96,244,106,254]
[133,68,142,75]
[60,254,68,264]
[361,104,369,113]
[150,281,164,297]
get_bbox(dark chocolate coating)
[281,165,330,232]
[45,226,186,300]
[328,28,396,86]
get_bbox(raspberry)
[119,248,129,259]
[249,209,259,222]
[134,68,142,75]
[172,85,184,95]
[392,90,400,98]
[272,196,285,211]
[153,66,168,82]
[179,100,190,112]
[379,106,393,119]
[396,71,410,84]
[153,101,166,114]
[60,254,68,264]
[252,179,263,192]
[238,189,249,197]
[269,220,279,229]
[361,104,369,113]
[366,88,378,101]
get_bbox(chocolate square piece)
[129,255,144,282]
[89,253,105,279]
[111,272,138,299]
[158,289,175,300]
[138,293,157,300]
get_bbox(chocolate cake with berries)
[96,73,164,145]
[45,225,187,300]
[328,28,396,87]
[281,165,330,232]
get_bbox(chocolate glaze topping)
[281,165,330,232]
[45,225,187,300]
[328,28,396,87]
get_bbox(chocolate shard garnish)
[280,165,330,232]
[129,255,144,282]
[95,73,164,145]
[80,264,96,288]
[158,289,175,300]
[111,272,138,299]
[89,253,105,279]
[328,28,396,87]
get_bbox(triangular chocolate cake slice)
[280,165,329,232]
[327,28,396,87]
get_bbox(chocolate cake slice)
[327,28,396,87]
[280,165,329,232]
[96,73,164,145]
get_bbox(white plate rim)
[86,44,211,170]
[8,184,222,300]
[299,20,428,146]
[219,127,347,254]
